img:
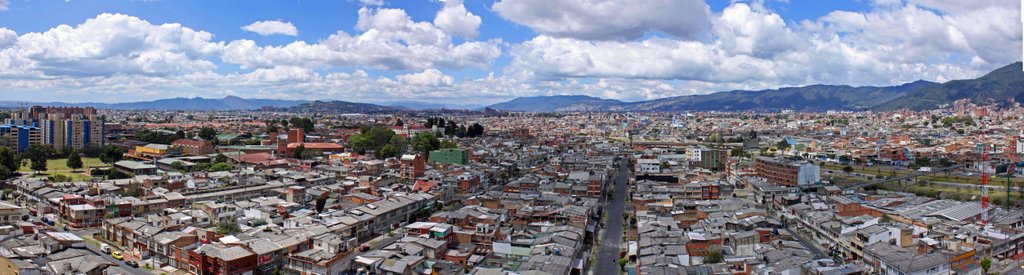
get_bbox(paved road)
[596,158,629,273]
[70,228,151,274]
[786,228,826,259]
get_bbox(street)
[596,158,629,273]
[786,228,827,259]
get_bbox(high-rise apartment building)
[0,124,43,152]
[6,106,105,151]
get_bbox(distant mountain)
[487,95,624,112]
[622,80,939,112]
[875,62,1024,110]
[283,100,402,114]
[485,62,1023,112]
[378,101,485,110]
[0,96,307,110]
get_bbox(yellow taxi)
[111,251,123,260]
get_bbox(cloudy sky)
[0,0,1019,105]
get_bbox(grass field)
[18,157,107,181]
[822,162,1024,186]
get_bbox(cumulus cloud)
[0,0,1019,104]
[241,20,299,36]
[359,0,384,6]
[492,0,711,40]
[433,0,482,38]
[505,1,1020,96]
[6,13,222,77]
[397,69,454,87]
[221,7,501,71]
[0,28,16,48]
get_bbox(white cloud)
[433,0,482,38]
[505,1,1019,97]
[0,28,16,48]
[0,0,8,11]
[241,20,299,36]
[397,69,454,87]
[221,7,501,71]
[359,0,384,6]
[5,13,222,77]
[492,0,711,40]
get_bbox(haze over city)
[0,0,1018,105]
[0,1,1023,275]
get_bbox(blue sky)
[0,0,1018,105]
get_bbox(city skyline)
[0,0,1020,105]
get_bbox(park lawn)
[822,162,1024,186]
[18,157,108,181]
[19,157,106,173]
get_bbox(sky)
[0,0,1019,105]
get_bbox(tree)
[776,139,790,151]
[289,117,315,133]
[394,118,404,126]
[210,163,232,172]
[914,156,931,168]
[704,248,724,264]
[412,132,441,155]
[171,161,186,172]
[842,165,853,174]
[379,144,398,159]
[619,258,628,271]
[980,257,991,274]
[0,147,20,179]
[730,147,745,158]
[293,144,306,159]
[99,145,124,165]
[216,218,242,235]
[214,154,229,164]
[24,144,50,174]
[193,162,210,171]
[440,140,458,149]
[838,155,850,164]
[198,127,218,141]
[66,151,83,172]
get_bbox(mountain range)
[1,62,1019,113]
[487,62,1024,112]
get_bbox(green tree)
[914,156,931,167]
[293,144,306,159]
[776,139,790,151]
[980,257,991,274]
[197,127,218,141]
[210,163,232,172]
[440,140,458,149]
[704,248,723,264]
[619,258,628,271]
[838,155,850,163]
[842,165,853,174]
[379,144,398,158]
[99,145,124,165]
[412,132,441,155]
[214,154,229,164]
[66,150,83,172]
[193,162,211,171]
[0,147,20,179]
[171,161,186,172]
[24,144,50,174]
[216,218,242,235]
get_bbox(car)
[125,261,139,268]
[100,244,111,254]
[111,251,123,260]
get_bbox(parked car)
[100,244,111,254]
[125,261,139,268]
[111,251,123,260]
